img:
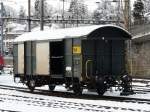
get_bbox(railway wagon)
[0,54,4,71]
[13,25,132,95]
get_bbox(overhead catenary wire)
[0,0,126,31]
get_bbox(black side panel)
[82,40,125,77]
[72,38,82,78]
[95,40,125,76]
[24,41,36,75]
[64,39,72,77]
[32,42,36,74]
[82,40,95,76]
[95,40,105,75]
[112,40,125,75]
[96,40,112,75]
[24,42,31,75]
[13,44,18,76]
[50,41,64,78]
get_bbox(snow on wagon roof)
[14,25,130,42]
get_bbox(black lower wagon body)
[13,25,133,95]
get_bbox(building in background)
[4,22,27,55]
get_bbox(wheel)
[95,76,107,96]
[73,84,83,96]
[27,80,36,92]
[48,84,56,91]
[96,85,106,96]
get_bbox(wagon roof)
[14,25,132,42]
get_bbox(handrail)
[85,60,93,79]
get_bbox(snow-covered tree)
[143,0,150,13]
[34,0,54,19]
[19,6,26,18]
[1,5,17,32]
[133,0,144,23]
[142,0,150,22]
[18,6,26,24]
[68,0,88,19]
[93,0,121,22]
[3,5,17,18]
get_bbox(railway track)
[0,94,145,112]
[0,109,20,112]
[0,84,150,103]
[0,84,150,111]
[0,87,149,112]
[132,79,150,94]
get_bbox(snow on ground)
[0,73,149,100]
[0,72,150,112]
